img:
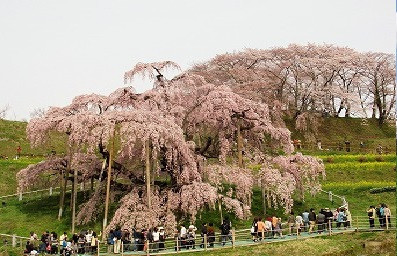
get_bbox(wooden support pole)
[145,140,151,208]
[203,234,207,251]
[218,195,223,225]
[146,240,150,256]
[328,220,332,236]
[121,241,124,256]
[12,234,16,247]
[237,119,243,168]
[103,145,113,239]
[71,167,78,234]
[232,227,235,249]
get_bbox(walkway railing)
[8,215,394,255]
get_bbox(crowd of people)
[23,230,99,255]
[367,204,392,228]
[22,204,392,255]
[106,218,233,253]
[250,207,353,241]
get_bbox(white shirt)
[86,233,92,243]
[180,227,187,238]
[265,220,272,230]
[296,215,303,225]
[152,232,160,242]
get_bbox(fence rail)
[4,215,394,255]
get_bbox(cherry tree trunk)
[145,140,151,208]
[71,167,78,233]
[103,146,113,235]
[237,120,243,168]
[57,170,64,220]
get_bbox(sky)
[0,0,395,120]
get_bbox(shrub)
[375,156,384,162]
[325,157,334,163]
[369,186,396,194]
[358,156,367,162]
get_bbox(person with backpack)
[367,206,376,228]
[220,218,231,246]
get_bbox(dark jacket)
[309,212,316,222]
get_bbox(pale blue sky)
[0,0,395,120]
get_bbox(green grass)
[286,117,395,150]
[0,158,42,195]
[318,154,396,163]
[0,119,66,158]
[159,231,396,256]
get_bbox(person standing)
[251,217,258,241]
[308,208,317,234]
[367,206,376,228]
[317,210,326,233]
[295,214,303,235]
[383,204,392,228]
[287,212,295,235]
[325,208,334,229]
[302,210,310,232]
[207,223,215,247]
[345,208,352,228]
[336,209,346,229]
[200,223,207,248]
[180,225,187,249]
[256,217,265,241]
[265,217,273,238]
[158,227,166,250]
[220,218,231,245]
[152,227,160,252]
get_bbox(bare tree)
[0,105,9,119]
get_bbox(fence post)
[386,216,389,230]
[146,240,150,256]
[49,187,53,196]
[232,227,235,249]
[355,216,358,232]
[19,192,22,201]
[328,220,332,236]
[97,241,100,256]
[121,240,124,256]
[20,238,22,249]
[12,234,16,247]
[296,224,299,239]
[176,236,179,252]
[204,234,207,251]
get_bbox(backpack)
[221,222,230,234]
[375,208,381,217]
